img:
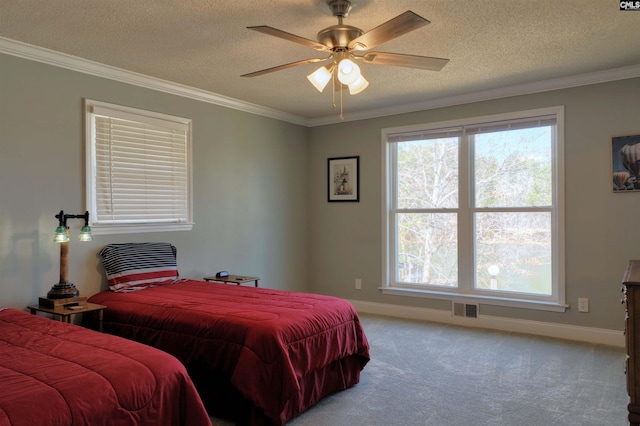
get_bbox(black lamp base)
[47,282,79,299]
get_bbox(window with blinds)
[85,100,193,235]
[382,106,565,312]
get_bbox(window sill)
[379,286,568,313]
[90,222,193,235]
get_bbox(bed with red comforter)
[88,280,370,425]
[0,307,210,426]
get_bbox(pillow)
[99,243,179,292]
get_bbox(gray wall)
[1,51,638,334]
[0,53,309,307]
[308,78,640,332]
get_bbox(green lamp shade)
[78,225,93,241]
[53,226,70,243]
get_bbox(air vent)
[452,302,478,318]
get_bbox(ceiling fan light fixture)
[244,3,447,117]
[337,59,361,85]
[348,74,369,95]
[307,66,333,92]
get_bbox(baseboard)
[350,300,624,348]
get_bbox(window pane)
[397,138,458,209]
[396,213,457,287]
[475,212,551,295]
[474,127,552,208]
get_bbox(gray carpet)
[213,313,628,425]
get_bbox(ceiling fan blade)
[356,52,449,71]
[241,57,331,78]
[248,26,329,52]
[348,11,429,51]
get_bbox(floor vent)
[453,302,478,318]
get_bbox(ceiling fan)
[242,0,449,102]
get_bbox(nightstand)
[27,302,107,332]
[203,274,260,287]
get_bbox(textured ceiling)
[1,0,639,122]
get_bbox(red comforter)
[0,308,210,426]
[88,280,370,425]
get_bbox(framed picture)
[328,156,359,202]
[612,134,640,192]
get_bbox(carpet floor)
[212,313,628,425]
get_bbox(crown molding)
[2,37,638,128]
[0,37,309,127]
[309,63,640,126]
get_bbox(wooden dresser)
[624,260,640,426]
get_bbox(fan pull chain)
[339,86,344,120]
[329,65,343,120]
[332,71,337,110]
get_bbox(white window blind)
[86,100,193,234]
[386,114,556,142]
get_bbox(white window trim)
[381,106,566,312]
[85,99,194,235]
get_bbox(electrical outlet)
[578,298,589,313]
[355,278,362,290]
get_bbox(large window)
[85,99,193,235]
[382,107,565,311]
